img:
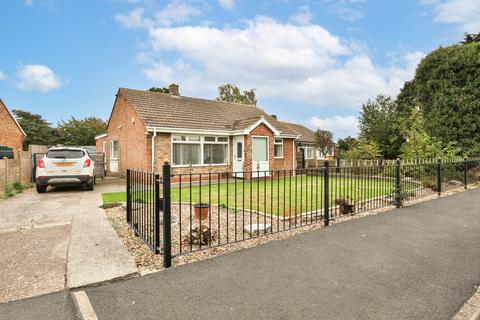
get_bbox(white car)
[36,147,95,193]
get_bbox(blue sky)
[0,0,478,139]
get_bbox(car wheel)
[86,180,94,191]
[36,184,47,193]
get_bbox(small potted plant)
[193,203,210,221]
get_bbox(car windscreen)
[46,150,85,159]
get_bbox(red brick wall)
[272,138,295,172]
[101,95,151,177]
[0,101,25,157]
[243,123,293,175]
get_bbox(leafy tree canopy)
[358,95,404,159]
[341,139,382,159]
[57,117,107,146]
[398,38,480,156]
[12,109,60,148]
[314,129,334,157]
[148,87,169,93]
[217,84,257,105]
[461,32,480,44]
[336,136,357,157]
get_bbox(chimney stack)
[169,83,179,96]
[270,114,277,119]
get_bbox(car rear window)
[46,150,85,159]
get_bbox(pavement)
[82,188,480,320]
[0,178,137,304]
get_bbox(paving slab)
[85,189,480,320]
[67,182,138,288]
[0,224,70,303]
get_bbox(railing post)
[154,173,161,254]
[162,162,172,268]
[395,158,402,207]
[323,161,330,226]
[464,157,468,189]
[437,158,442,196]
[126,169,131,224]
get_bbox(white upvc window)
[316,149,324,160]
[304,145,314,159]
[172,135,229,166]
[110,140,119,159]
[274,138,283,158]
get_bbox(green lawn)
[103,174,399,215]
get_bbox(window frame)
[171,135,229,167]
[303,145,314,160]
[274,138,284,159]
[110,140,119,160]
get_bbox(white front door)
[233,136,244,178]
[252,136,269,178]
[110,140,119,174]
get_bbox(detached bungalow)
[96,85,300,178]
[0,98,26,158]
[279,121,335,169]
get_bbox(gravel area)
[104,184,478,274]
[453,286,480,320]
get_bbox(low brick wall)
[0,151,31,192]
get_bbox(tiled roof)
[279,121,316,143]
[118,88,298,136]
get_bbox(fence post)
[126,169,131,224]
[437,158,442,196]
[323,161,330,226]
[162,162,172,268]
[336,157,340,173]
[154,172,161,254]
[464,157,468,189]
[395,158,401,208]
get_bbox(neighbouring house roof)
[279,121,315,143]
[116,88,298,137]
[0,98,27,137]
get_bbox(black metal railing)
[126,158,480,268]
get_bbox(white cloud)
[289,5,313,25]
[307,115,359,139]
[323,0,364,21]
[16,64,62,92]
[115,7,147,28]
[421,0,480,32]
[142,17,422,109]
[115,1,201,29]
[0,71,7,80]
[24,0,33,6]
[218,0,235,10]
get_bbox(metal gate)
[90,152,106,179]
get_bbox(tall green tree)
[11,109,60,148]
[397,39,480,155]
[341,139,382,159]
[217,84,257,105]
[358,95,404,159]
[148,87,169,93]
[57,117,107,146]
[314,129,334,158]
[336,136,357,157]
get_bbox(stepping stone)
[244,223,272,235]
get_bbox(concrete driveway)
[0,179,137,304]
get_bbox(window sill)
[171,163,229,168]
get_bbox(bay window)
[274,138,283,158]
[172,135,228,166]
